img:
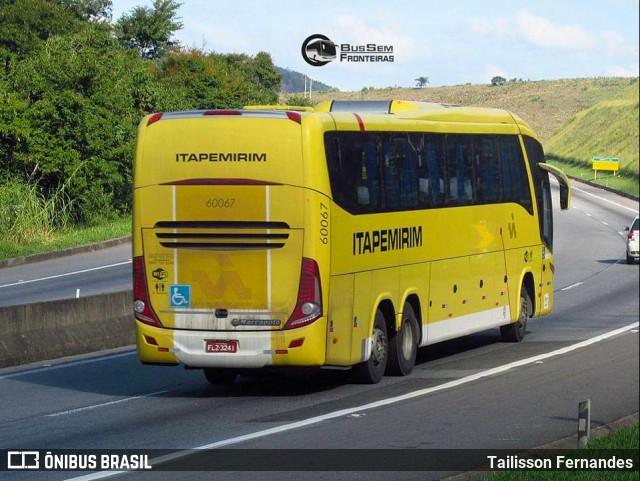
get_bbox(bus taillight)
[133,256,161,326]
[146,113,163,126]
[285,258,322,329]
[286,111,302,124]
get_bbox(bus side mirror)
[539,163,571,210]
[559,183,569,210]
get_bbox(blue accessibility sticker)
[169,284,191,308]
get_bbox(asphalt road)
[0,181,638,481]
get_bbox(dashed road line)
[46,390,172,417]
[561,282,584,291]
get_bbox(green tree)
[158,48,281,109]
[415,76,429,88]
[5,25,157,222]
[0,70,30,172]
[115,0,183,59]
[225,52,281,104]
[67,0,113,22]
[283,94,313,107]
[491,76,506,86]
[0,0,81,69]
[245,51,281,103]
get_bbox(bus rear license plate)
[205,340,238,353]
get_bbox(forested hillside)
[277,67,335,93]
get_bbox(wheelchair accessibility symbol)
[169,284,191,308]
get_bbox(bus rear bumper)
[136,319,327,369]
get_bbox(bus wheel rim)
[372,328,386,366]
[401,319,414,360]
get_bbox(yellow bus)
[132,100,570,384]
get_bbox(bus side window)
[414,134,430,208]
[362,140,380,211]
[426,137,443,206]
[399,137,418,208]
[461,140,475,202]
[326,137,346,205]
[477,137,501,203]
[501,137,533,214]
[383,138,399,211]
[345,136,364,213]
[326,134,361,213]
[446,135,470,205]
[446,139,458,203]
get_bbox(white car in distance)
[623,216,639,264]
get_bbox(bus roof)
[141,100,536,138]
[249,99,534,133]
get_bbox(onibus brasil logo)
[301,33,394,67]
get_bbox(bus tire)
[386,302,418,376]
[352,309,388,384]
[500,287,531,343]
[204,368,238,385]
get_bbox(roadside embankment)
[0,290,134,368]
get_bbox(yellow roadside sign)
[592,157,620,172]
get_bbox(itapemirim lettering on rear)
[175,153,267,162]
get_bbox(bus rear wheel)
[386,302,418,376]
[204,368,238,385]
[501,287,532,342]
[352,310,388,384]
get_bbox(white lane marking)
[64,321,639,481]
[0,351,135,380]
[0,261,132,289]
[585,213,592,217]
[572,185,639,214]
[46,389,172,417]
[602,221,609,226]
[561,282,584,291]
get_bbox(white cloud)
[469,18,513,38]
[601,30,639,58]
[515,10,596,51]
[605,63,640,76]
[333,14,427,60]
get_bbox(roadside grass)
[0,177,72,245]
[546,156,639,198]
[472,423,639,481]
[0,217,131,261]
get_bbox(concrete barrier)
[0,290,134,368]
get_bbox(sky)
[110,0,640,92]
